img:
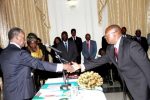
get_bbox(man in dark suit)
[57,31,78,63]
[82,33,97,63]
[68,28,82,64]
[0,27,73,100]
[121,27,133,39]
[72,25,150,100]
[133,29,148,52]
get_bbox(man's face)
[62,33,68,41]
[85,34,91,41]
[16,32,25,47]
[71,31,76,37]
[121,28,126,35]
[135,30,141,37]
[105,29,116,44]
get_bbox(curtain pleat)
[0,0,50,48]
[107,0,148,36]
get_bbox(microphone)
[45,44,62,53]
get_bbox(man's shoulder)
[122,37,139,47]
[91,40,96,43]
[76,36,82,40]
[68,37,72,40]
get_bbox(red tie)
[114,47,118,60]
[87,42,90,52]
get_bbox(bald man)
[73,25,150,100]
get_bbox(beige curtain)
[107,0,148,36]
[147,0,150,34]
[97,0,107,24]
[0,0,50,48]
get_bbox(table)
[32,78,106,100]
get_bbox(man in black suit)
[68,28,82,64]
[57,31,78,63]
[133,29,148,52]
[0,27,73,100]
[121,27,133,39]
[72,25,150,100]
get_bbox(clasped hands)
[63,62,81,73]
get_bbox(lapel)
[62,42,68,53]
[117,37,124,67]
[67,41,70,53]
[109,45,118,66]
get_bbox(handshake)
[63,62,81,73]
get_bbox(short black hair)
[71,28,76,33]
[61,31,68,36]
[8,27,24,40]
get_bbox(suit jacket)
[84,37,150,100]
[0,44,57,100]
[68,36,82,63]
[102,36,109,51]
[57,40,78,63]
[133,36,148,52]
[82,40,97,63]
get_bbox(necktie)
[114,47,118,61]
[64,42,68,51]
[87,42,90,53]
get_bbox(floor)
[105,92,130,100]
[103,81,130,100]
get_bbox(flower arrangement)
[77,71,103,89]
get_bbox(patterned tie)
[114,47,118,61]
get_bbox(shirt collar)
[10,42,21,49]
[72,36,76,39]
[114,36,122,49]
[86,40,90,43]
[63,40,68,44]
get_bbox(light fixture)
[66,0,78,8]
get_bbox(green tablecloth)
[32,78,106,100]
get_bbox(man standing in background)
[82,33,97,63]
[69,28,82,64]
[133,29,148,52]
[57,31,78,63]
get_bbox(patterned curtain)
[97,0,107,24]
[0,0,50,48]
[147,0,150,34]
[107,0,148,36]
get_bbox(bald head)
[105,25,122,44]
[105,25,121,34]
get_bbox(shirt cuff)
[80,64,85,72]
[56,64,63,72]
